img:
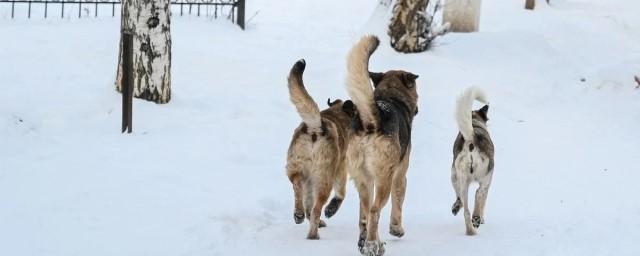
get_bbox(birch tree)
[115,0,172,104]
[443,0,482,32]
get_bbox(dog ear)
[477,105,489,121]
[369,72,384,87]
[342,100,357,117]
[401,72,419,88]
[327,98,341,107]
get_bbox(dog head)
[472,105,489,123]
[326,98,359,118]
[369,70,419,116]
[326,98,362,131]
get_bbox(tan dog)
[345,35,419,256]
[285,59,358,240]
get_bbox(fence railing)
[0,0,245,29]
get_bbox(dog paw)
[306,232,320,240]
[472,216,483,228]
[451,198,462,216]
[294,211,305,224]
[324,197,343,218]
[360,240,386,256]
[318,219,327,228]
[357,230,367,250]
[389,224,405,238]
[466,228,477,236]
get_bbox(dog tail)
[288,59,322,131]
[455,86,488,142]
[346,35,380,132]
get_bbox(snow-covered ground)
[1,0,640,255]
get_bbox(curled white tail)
[455,86,488,141]
[346,35,380,130]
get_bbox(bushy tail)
[346,35,380,132]
[455,86,488,141]
[288,59,322,132]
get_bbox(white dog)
[450,86,494,235]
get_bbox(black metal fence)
[0,0,245,29]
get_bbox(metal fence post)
[121,30,134,134]
[237,0,245,30]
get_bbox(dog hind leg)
[458,179,475,236]
[288,172,305,224]
[473,175,492,228]
[325,167,347,218]
[307,177,331,240]
[302,179,327,230]
[303,178,313,221]
[362,171,393,256]
[355,177,373,250]
[451,167,462,216]
[389,161,409,238]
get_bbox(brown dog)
[345,35,419,256]
[285,59,358,240]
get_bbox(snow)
[1,0,640,255]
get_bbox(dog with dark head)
[450,86,494,236]
[345,35,419,256]
[285,59,358,240]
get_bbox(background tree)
[116,0,172,104]
[525,0,550,10]
[443,0,482,32]
[388,0,449,53]
[525,0,535,9]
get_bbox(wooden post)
[237,0,245,30]
[121,31,134,134]
[525,0,535,10]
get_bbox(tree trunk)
[388,0,448,53]
[443,0,482,32]
[525,0,535,10]
[116,0,172,104]
[389,0,429,53]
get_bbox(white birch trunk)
[443,0,482,32]
[116,0,172,104]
